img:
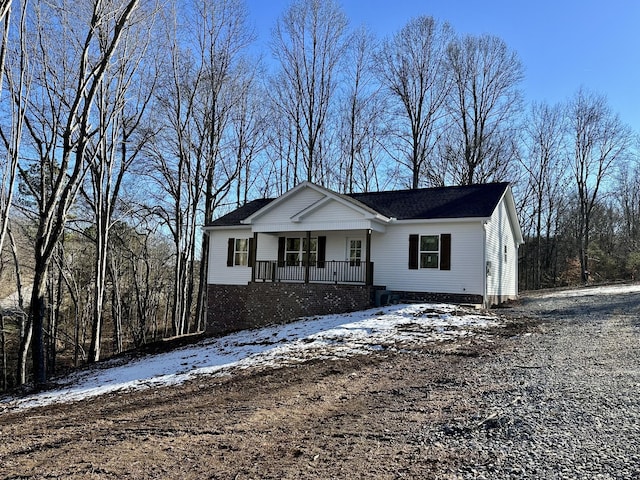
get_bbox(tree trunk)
[89,213,108,363]
[195,234,209,333]
[28,265,48,386]
[1,313,6,391]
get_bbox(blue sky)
[246,0,640,133]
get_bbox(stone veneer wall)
[394,291,484,306]
[207,283,379,335]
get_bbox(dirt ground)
[0,311,539,480]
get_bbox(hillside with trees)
[0,0,638,390]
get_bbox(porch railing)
[254,260,373,285]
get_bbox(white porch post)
[366,229,372,285]
[304,230,311,283]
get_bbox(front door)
[347,238,363,266]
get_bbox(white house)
[204,182,523,334]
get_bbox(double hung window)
[419,235,439,269]
[226,237,253,267]
[285,237,317,266]
[234,239,249,266]
[409,233,451,271]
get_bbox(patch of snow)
[1,303,501,412]
[533,284,640,299]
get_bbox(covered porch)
[249,229,374,285]
[235,181,392,288]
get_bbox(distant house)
[204,181,523,334]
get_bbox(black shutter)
[440,234,451,270]
[248,237,255,267]
[227,238,235,267]
[317,236,326,268]
[408,234,419,270]
[277,237,286,267]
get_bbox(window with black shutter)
[409,234,419,269]
[226,237,250,267]
[409,233,451,270]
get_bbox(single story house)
[204,181,523,334]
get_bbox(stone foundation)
[206,283,487,336]
[393,291,484,306]
[207,283,380,335]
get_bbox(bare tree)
[569,88,632,282]
[519,101,570,288]
[444,34,524,185]
[15,0,142,386]
[83,3,157,362]
[618,158,640,253]
[147,0,253,336]
[0,0,27,274]
[618,151,640,278]
[270,0,348,185]
[231,59,267,207]
[337,26,389,193]
[375,16,452,189]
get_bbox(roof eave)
[391,216,491,225]
[203,224,252,231]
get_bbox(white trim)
[251,220,386,233]
[496,186,524,245]
[240,181,312,224]
[290,197,332,222]
[241,181,392,225]
[391,217,490,225]
[483,221,488,308]
[203,225,252,232]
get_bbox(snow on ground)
[527,283,640,299]
[1,303,500,412]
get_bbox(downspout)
[516,242,520,299]
[482,220,488,309]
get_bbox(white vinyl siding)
[485,197,519,301]
[208,228,252,285]
[371,222,485,296]
[251,188,326,232]
[250,188,379,233]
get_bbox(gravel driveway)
[426,287,640,479]
[1,286,638,479]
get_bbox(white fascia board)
[504,187,525,245]
[240,181,317,224]
[290,195,391,224]
[251,219,386,233]
[492,186,524,245]
[391,217,490,225]
[203,225,252,232]
[290,196,332,222]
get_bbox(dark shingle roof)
[207,183,509,226]
[349,182,509,220]
[208,198,275,226]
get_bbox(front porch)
[253,260,374,285]
[248,228,375,286]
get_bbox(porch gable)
[241,181,389,233]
